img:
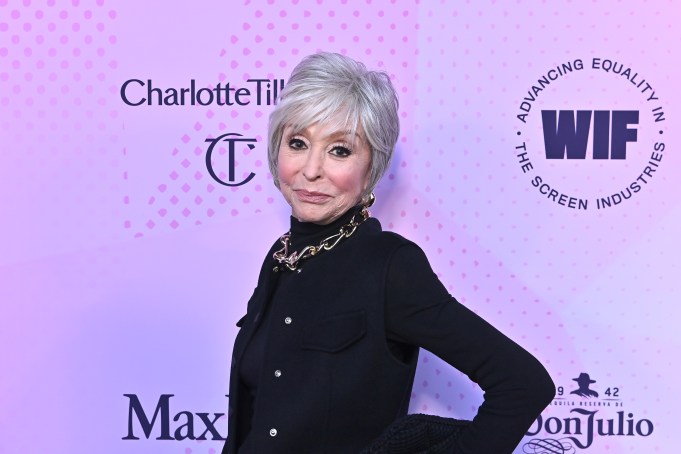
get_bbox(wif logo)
[512,57,666,211]
[541,110,638,160]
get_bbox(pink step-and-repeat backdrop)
[1,1,679,453]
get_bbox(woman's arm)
[385,243,555,453]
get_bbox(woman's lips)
[295,190,331,204]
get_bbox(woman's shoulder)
[366,216,414,239]
[360,217,423,253]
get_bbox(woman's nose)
[302,149,324,181]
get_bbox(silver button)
[274,369,282,377]
[269,428,277,437]
[284,317,292,325]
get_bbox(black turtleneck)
[288,204,366,251]
[237,206,367,451]
[235,206,555,453]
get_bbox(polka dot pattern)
[120,0,418,239]
[0,0,120,261]
[393,4,678,452]
[1,2,678,453]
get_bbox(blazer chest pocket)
[301,310,367,353]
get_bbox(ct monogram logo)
[512,57,666,211]
[205,133,257,187]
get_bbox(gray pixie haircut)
[267,52,400,198]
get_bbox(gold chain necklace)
[272,194,375,272]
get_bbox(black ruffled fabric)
[361,414,471,454]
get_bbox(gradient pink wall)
[1,1,679,453]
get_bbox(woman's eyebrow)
[285,126,364,143]
[325,130,364,142]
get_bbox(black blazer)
[223,216,555,453]
[224,219,419,453]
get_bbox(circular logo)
[513,58,666,210]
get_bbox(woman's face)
[277,122,371,225]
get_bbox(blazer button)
[284,316,292,325]
[274,369,282,377]
[269,428,277,437]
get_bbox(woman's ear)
[361,167,371,199]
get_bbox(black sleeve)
[385,243,555,454]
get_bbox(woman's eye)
[330,146,352,157]
[288,139,306,150]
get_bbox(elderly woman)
[223,52,555,454]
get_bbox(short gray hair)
[267,52,400,198]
